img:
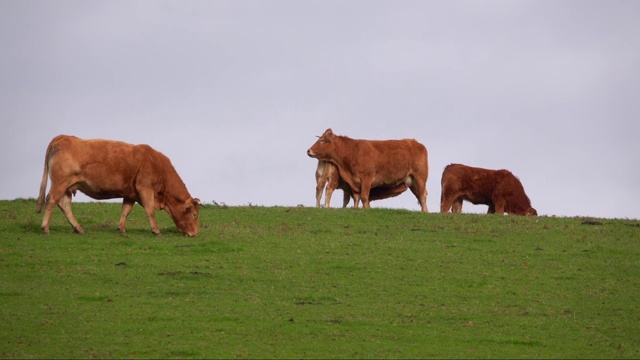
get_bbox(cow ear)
[323,128,334,142]
[185,198,201,212]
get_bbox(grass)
[0,198,638,358]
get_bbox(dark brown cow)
[307,129,429,212]
[36,135,201,236]
[440,163,537,216]
[315,160,409,208]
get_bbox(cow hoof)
[42,228,50,235]
[73,227,85,235]
[118,227,126,234]
[153,231,162,237]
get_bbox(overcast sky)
[1,0,639,219]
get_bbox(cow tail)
[35,141,53,213]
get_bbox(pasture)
[1,199,638,358]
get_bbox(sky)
[1,0,639,219]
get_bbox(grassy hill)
[1,199,638,358]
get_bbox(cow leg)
[351,192,361,209]
[408,176,428,213]
[492,201,505,215]
[145,208,161,235]
[118,198,135,233]
[315,182,324,208]
[440,186,459,213]
[342,190,350,208]
[440,194,456,213]
[324,172,340,208]
[41,183,76,234]
[139,191,161,235]
[57,190,84,234]
[452,198,463,213]
[325,186,334,208]
[40,192,58,234]
[360,181,372,209]
[315,161,327,208]
[487,204,496,214]
[440,190,451,213]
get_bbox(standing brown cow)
[315,160,348,208]
[36,135,201,236]
[315,160,409,208]
[307,129,429,212]
[440,163,537,216]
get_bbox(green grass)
[1,199,638,358]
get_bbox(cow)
[440,163,537,216]
[315,160,349,208]
[315,160,409,208]
[307,129,429,212]
[35,135,201,236]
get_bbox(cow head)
[172,197,201,236]
[512,205,538,216]
[307,128,335,160]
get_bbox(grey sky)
[1,0,639,219]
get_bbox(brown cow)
[315,160,349,208]
[440,163,537,216]
[36,135,201,236]
[315,160,409,208]
[307,129,429,212]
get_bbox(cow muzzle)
[307,149,316,158]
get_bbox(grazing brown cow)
[440,163,537,216]
[315,160,409,208]
[307,129,429,212]
[36,135,201,236]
